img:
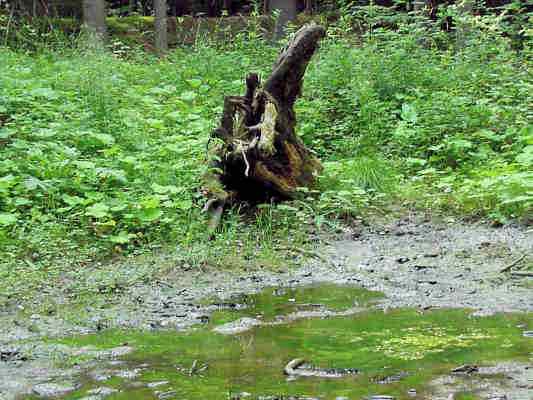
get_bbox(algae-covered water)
[46,285,532,400]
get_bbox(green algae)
[208,284,383,324]
[51,285,532,400]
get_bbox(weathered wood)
[202,23,325,232]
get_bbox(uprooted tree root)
[201,23,326,235]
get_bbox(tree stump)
[202,24,326,233]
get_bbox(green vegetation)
[207,284,383,324]
[54,285,532,399]
[1,9,532,304]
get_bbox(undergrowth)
[0,8,531,304]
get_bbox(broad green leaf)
[90,133,115,147]
[186,79,202,89]
[401,103,418,124]
[175,199,192,210]
[166,111,181,121]
[62,194,84,206]
[108,231,134,244]
[0,175,17,191]
[180,91,197,102]
[0,213,17,226]
[85,203,110,219]
[516,146,533,166]
[152,183,180,194]
[138,207,162,222]
[74,160,96,169]
[29,87,58,100]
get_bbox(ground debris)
[499,254,526,273]
[451,364,479,374]
[284,358,358,378]
[373,371,409,384]
[0,346,27,362]
[156,390,177,400]
[32,382,79,397]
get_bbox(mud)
[430,361,533,399]
[0,215,531,399]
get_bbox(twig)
[4,3,15,47]
[510,271,533,278]
[155,279,174,288]
[189,359,198,376]
[500,254,526,273]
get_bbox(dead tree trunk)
[202,24,325,233]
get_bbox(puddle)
[30,285,533,399]
[207,284,383,325]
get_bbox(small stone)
[196,315,209,323]
[336,397,349,400]
[370,396,395,400]
[92,374,112,382]
[0,346,27,362]
[114,369,140,379]
[396,257,410,264]
[522,331,533,338]
[407,389,417,397]
[108,346,134,358]
[147,381,169,388]
[213,317,262,335]
[33,383,78,397]
[88,387,118,397]
[157,390,177,400]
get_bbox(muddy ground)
[1,214,532,399]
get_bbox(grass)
[0,11,532,309]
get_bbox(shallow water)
[46,285,532,400]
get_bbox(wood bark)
[82,0,107,42]
[154,0,168,54]
[202,23,325,233]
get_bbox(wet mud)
[0,215,531,399]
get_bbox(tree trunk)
[202,24,325,233]
[456,0,474,48]
[82,0,107,43]
[174,0,190,16]
[270,0,298,39]
[223,0,232,14]
[154,0,168,54]
[304,0,314,14]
